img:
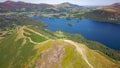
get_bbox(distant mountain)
[54,2,83,9]
[0,1,83,12]
[0,1,53,12]
[0,1,119,23]
[0,1,33,11]
[99,2,120,12]
[109,3,120,10]
[82,2,120,23]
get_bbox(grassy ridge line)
[26,26,120,62]
[0,26,54,68]
[64,40,93,68]
[60,32,120,62]
[61,39,119,68]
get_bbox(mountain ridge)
[0,26,119,68]
[76,2,120,23]
[109,2,120,10]
[0,1,83,12]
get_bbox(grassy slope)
[23,29,47,43]
[0,26,120,68]
[0,28,54,68]
[62,40,119,68]
[59,32,120,61]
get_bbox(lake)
[32,17,120,50]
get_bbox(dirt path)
[64,40,93,68]
[24,33,50,45]
[17,26,49,45]
[24,27,49,39]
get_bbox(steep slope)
[0,26,119,68]
[82,3,120,23]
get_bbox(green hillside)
[0,26,120,68]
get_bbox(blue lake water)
[32,17,120,50]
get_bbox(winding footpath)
[24,27,49,39]
[64,40,93,68]
[17,26,49,45]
